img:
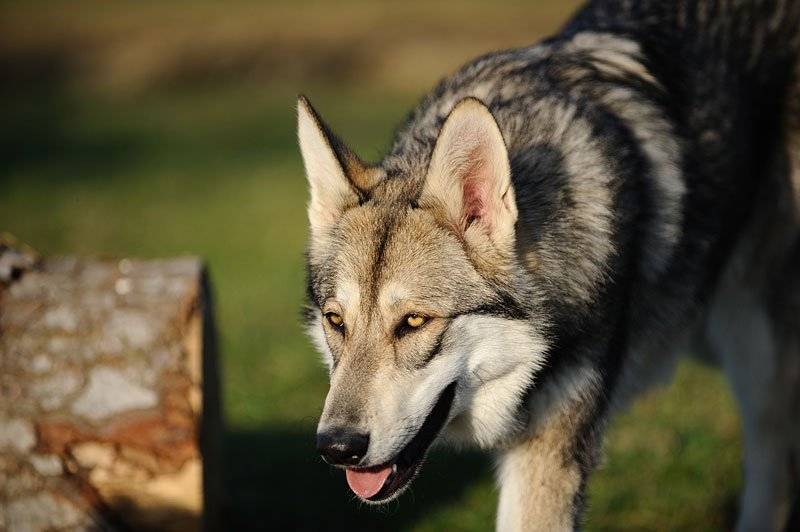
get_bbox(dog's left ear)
[420,98,517,249]
[297,95,378,238]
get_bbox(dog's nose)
[316,427,370,466]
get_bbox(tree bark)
[0,242,221,532]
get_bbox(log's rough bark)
[0,242,221,532]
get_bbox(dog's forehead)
[330,203,478,309]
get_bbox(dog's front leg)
[495,406,598,532]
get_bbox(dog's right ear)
[297,96,376,238]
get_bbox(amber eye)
[325,312,344,328]
[406,314,427,328]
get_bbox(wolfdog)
[298,0,800,529]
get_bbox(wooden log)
[0,242,221,531]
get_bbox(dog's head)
[298,96,548,502]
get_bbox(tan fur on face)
[303,91,551,471]
[313,181,535,464]
[322,201,490,364]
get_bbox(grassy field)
[0,2,743,530]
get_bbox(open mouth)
[345,381,457,503]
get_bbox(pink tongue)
[345,466,392,499]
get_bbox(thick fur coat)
[299,1,800,529]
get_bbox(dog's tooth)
[392,463,397,473]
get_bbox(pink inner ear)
[461,152,489,227]
[463,175,487,226]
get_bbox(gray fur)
[300,1,800,529]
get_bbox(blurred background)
[1,1,743,529]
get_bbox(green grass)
[0,81,743,530]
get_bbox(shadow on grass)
[221,426,490,531]
[0,89,151,182]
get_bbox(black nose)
[316,427,370,466]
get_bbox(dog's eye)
[395,313,429,338]
[406,314,427,328]
[325,312,344,329]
